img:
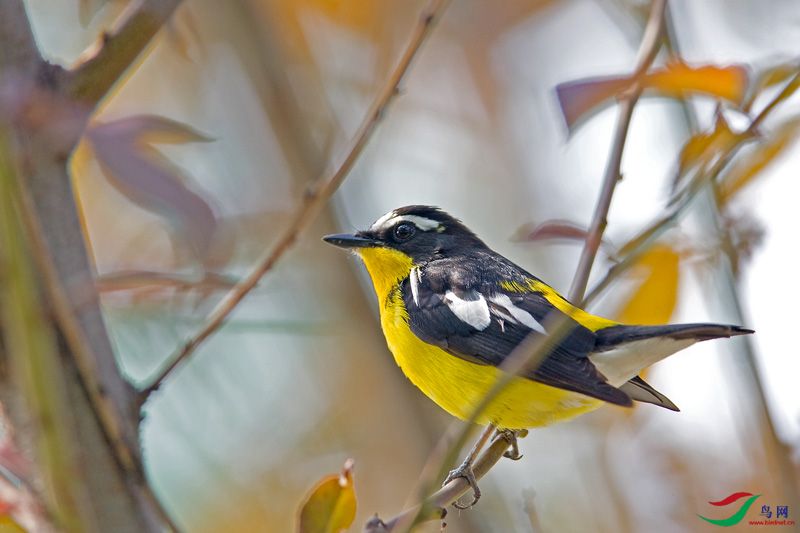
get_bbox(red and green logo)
[698,492,761,527]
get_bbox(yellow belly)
[380,292,603,429]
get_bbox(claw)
[443,459,481,509]
[495,429,527,461]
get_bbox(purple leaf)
[86,115,216,260]
[555,76,632,131]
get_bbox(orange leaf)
[643,62,748,104]
[719,117,800,204]
[556,62,747,131]
[298,459,356,533]
[616,245,680,325]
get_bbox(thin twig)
[568,0,667,302]
[140,0,450,400]
[66,0,184,104]
[95,270,239,293]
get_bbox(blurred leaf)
[513,220,616,255]
[86,115,217,260]
[298,459,356,533]
[677,114,739,176]
[644,62,748,104]
[719,116,800,204]
[616,245,680,325]
[557,62,747,130]
[556,77,632,130]
[515,219,591,242]
[0,514,26,533]
[743,64,800,112]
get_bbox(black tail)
[594,323,753,352]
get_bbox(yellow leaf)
[743,64,800,112]
[616,245,680,325]
[719,117,800,204]
[677,114,739,176]
[298,459,356,533]
[643,62,748,104]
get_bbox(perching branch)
[140,0,451,400]
[568,0,667,302]
[66,0,184,105]
[363,432,521,532]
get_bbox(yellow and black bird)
[323,205,752,502]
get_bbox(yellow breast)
[357,247,604,429]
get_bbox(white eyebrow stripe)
[489,294,547,334]
[370,213,442,232]
[444,290,491,331]
[409,267,421,307]
[371,210,397,230]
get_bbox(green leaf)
[298,459,357,533]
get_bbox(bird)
[323,205,752,506]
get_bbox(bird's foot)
[443,458,481,510]
[494,428,528,460]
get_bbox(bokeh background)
[23,0,800,531]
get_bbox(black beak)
[322,233,380,249]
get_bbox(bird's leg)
[443,424,495,509]
[494,428,528,460]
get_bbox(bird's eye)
[393,223,416,242]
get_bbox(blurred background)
[21,0,800,530]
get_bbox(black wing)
[402,258,632,406]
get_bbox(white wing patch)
[489,294,547,334]
[444,290,491,330]
[409,267,421,307]
[370,211,442,232]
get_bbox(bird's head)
[323,206,484,293]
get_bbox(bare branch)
[65,0,184,104]
[0,1,41,73]
[568,0,667,302]
[364,434,517,532]
[141,0,451,400]
[95,270,239,293]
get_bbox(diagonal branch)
[568,0,667,303]
[364,433,517,532]
[140,0,451,400]
[65,0,184,105]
